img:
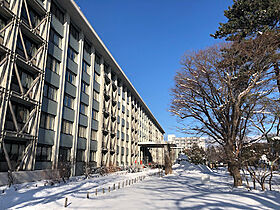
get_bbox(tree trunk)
[273,64,280,94]
[164,144,172,175]
[228,161,242,187]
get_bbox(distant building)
[167,135,206,151]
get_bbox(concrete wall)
[0,170,60,186]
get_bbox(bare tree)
[245,103,280,190]
[170,33,280,187]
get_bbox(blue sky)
[75,0,233,138]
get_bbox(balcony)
[102,143,108,153]
[104,88,110,101]
[111,131,116,138]
[111,115,116,122]
[104,72,110,84]
[110,148,115,154]
[112,82,117,91]
[103,109,109,118]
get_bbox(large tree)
[212,0,280,93]
[211,0,280,40]
[170,34,279,186]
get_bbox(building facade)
[167,135,206,151]
[0,0,164,176]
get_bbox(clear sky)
[75,0,233,138]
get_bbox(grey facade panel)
[82,71,90,85]
[41,98,58,116]
[60,133,73,148]
[83,51,91,64]
[67,58,78,75]
[92,119,99,131]
[65,81,77,97]
[62,107,75,122]
[90,140,97,151]
[92,99,99,111]
[38,128,55,145]
[77,138,87,150]
[48,42,62,62]
[75,162,85,176]
[51,15,64,37]
[93,82,100,93]
[45,69,60,88]
[80,92,89,105]
[69,35,79,52]
[79,113,88,127]
[35,162,52,170]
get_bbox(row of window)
[43,83,57,101]
[58,147,96,163]
[36,145,52,161]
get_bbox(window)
[67,47,77,63]
[17,106,29,124]
[40,112,55,130]
[11,67,34,92]
[92,110,98,120]
[84,40,91,54]
[49,29,62,48]
[94,72,100,83]
[76,149,85,162]
[64,94,74,109]
[61,120,73,135]
[95,54,101,65]
[70,24,79,40]
[46,55,60,74]
[78,125,87,138]
[82,60,90,74]
[81,81,88,94]
[91,130,97,140]
[0,143,26,161]
[51,2,64,23]
[117,130,120,139]
[20,71,33,90]
[118,102,120,110]
[36,144,52,161]
[93,91,99,101]
[21,5,40,27]
[65,70,76,84]
[89,151,96,162]
[80,103,87,115]
[43,83,57,101]
[17,35,37,58]
[118,87,121,96]
[58,147,70,162]
[5,103,30,127]
[0,16,6,39]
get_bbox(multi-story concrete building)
[167,135,206,151]
[0,0,164,176]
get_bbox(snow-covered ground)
[1,161,280,209]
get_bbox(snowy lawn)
[1,162,280,209]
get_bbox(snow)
[0,162,280,209]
